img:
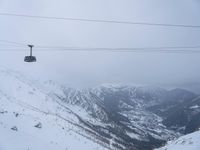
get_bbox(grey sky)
[0,0,200,87]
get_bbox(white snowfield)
[155,130,200,150]
[0,67,108,150]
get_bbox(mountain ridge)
[0,67,200,150]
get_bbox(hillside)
[0,68,109,150]
[0,67,200,150]
[155,130,200,150]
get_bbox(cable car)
[24,45,37,62]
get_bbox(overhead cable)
[0,13,200,28]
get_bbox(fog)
[0,0,200,88]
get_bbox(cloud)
[0,0,200,87]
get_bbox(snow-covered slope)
[1,67,199,150]
[155,130,200,150]
[0,68,109,150]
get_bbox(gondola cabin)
[24,56,36,62]
[24,45,37,62]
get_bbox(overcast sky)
[0,0,200,88]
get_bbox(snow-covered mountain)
[0,67,200,150]
[0,68,109,150]
[155,129,200,150]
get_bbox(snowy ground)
[0,67,108,150]
[155,130,200,150]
